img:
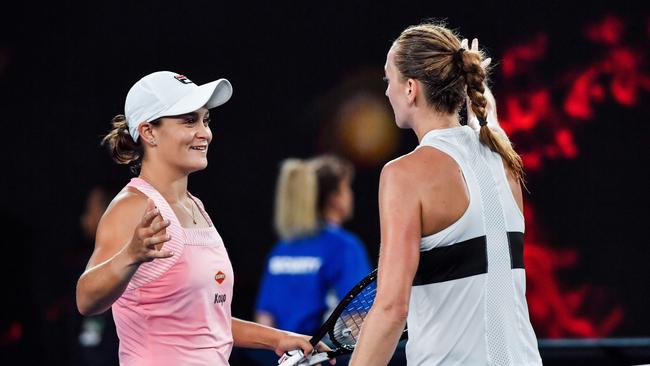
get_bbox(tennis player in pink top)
[76,71,331,365]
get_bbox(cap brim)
[158,78,233,118]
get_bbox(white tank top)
[406,126,542,366]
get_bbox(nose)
[196,122,211,141]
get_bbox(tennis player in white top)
[350,23,542,366]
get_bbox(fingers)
[145,198,156,211]
[314,342,335,365]
[315,341,332,353]
[143,234,174,260]
[462,38,480,52]
[128,200,176,264]
[145,218,171,236]
[281,337,313,358]
[140,206,161,228]
[463,38,490,70]
[143,234,172,249]
[298,339,314,357]
[147,249,174,259]
[481,57,492,69]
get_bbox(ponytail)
[274,159,318,241]
[461,50,524,183]
[101,114,161,175]
[102,115,142,166]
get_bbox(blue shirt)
[255,225,372,335]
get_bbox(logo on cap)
[174,75,194,85]
[215,271,226,284]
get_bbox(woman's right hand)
[125,199,174,264]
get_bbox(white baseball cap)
[124,71,233,141]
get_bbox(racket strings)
[332,281,377,348]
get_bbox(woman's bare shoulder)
[100,187,148,228]
[88,187,149,268]
[382,147,457,182]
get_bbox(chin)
[185,160,209,174]
[394,118,411,129]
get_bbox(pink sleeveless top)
[112,178,234,366]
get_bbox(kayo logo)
[214,293,227,306]
[215,271,226,284]
[174,75,193,84]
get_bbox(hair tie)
[478,118,488,127]
[453,48,465,66]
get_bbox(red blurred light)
[501,34,547,78]
[0,321,23,345]
[585,16,624,45]
[496,14,649,337]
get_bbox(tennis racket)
[277,268,408,366]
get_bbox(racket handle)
[278,349,305,366]
[306,351,331,366]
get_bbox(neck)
[411,107,461,142]
[321,208,343,227]
[139,160,189,204]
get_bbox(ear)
[406,78,418,105]
[139,123,156,145]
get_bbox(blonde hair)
[394,22,524,183]
[274,159,318,241]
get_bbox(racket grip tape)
[278,349,305,366]
[306,352,331,365]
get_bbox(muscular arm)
[349,160,421,366]
[76,192,173,315]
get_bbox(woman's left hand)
[275,333,336,365]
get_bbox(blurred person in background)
[255,156,371,335]
[72,185,119,365]
[75,71,331,366]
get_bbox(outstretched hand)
[125,199,174,264]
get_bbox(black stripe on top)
[508,231,524,269]
[413,232,525,286]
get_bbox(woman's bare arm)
[76,193,173,315]
[349,158,421,366]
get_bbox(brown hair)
[393,22,524,182]
[101,115,160,174]
[310,155,354,214]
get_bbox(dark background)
[1,0,649,364]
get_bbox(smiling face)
[141,106,213,174]
[384,45,413,129]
